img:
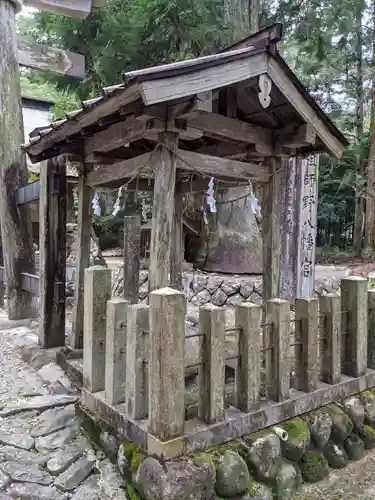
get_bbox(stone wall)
[80,389,375,500]
[111,265,342,306]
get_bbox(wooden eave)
[23,38,347,185]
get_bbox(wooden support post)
[295,297,319,392]
[39,156,67,348]
[262,158,282,302]
[199,304,225,424]
[66,183,75,223]
[105,297,129,405]
[341,276,368,377]
[235,302,261,412]
[319,294,341,384]
[149,132,179,293]
[0,237,4,308]
[149,287,185,441]
[0,0,36,320]
[123,215,141,303]
[265,298,290,402]
[170,194,183,290]
[368,290,375,369]
[83,266,111,392]
[126,304,149,420]
[71,170,93,349]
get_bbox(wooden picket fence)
[81,268,375,454]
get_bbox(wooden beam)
[16,180,40,205]
[149,132,179,292]
[139,52,268,106]
[85,116,164,154]
[186,111,273,155]
[39,156,67,348]
[176,149,269,182]
[262,158,282,302]
[86,149,268,186]
[71,169,93,349]
[123,215,141,303]
[267,57,345,158]
[275,124,316,151]
[170,195,183,290]
[18,39,85,80]
[24,0,94,20]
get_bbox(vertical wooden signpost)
[296,155,319,298]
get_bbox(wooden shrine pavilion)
[23,23,347,350]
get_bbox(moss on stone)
[193,452,216,477]
[247,474,273,499]
[280,418,310,441]
[323,440,348,469]
[131,450,147,473]
[121,440,137,462]
[126,483,142,500]
[299,451,329,483]
[358,425,375,450]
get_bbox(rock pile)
[86,390,375,500]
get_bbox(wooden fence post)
[149,287,185,440]
[368,290,375,369]
[123,215,141,304]
[105,297,129,405]
[235,302,261,412]
[126,304,149,420]
[265,298,290,402]
[341,276,368,377]
[295,297,319,392]
[319,294,341,384]
[199,304,226,424]
[39,156,66,348]
[83,266,112,392]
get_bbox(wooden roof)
[23,24,347,186]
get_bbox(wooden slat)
[186,110,273,155]
[16,180,40,205]
[18,39,85,80]
[139,52,268,106]
[267,57,345,158]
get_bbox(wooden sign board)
[18,38,85,79]
[296,155,319,298]
[23,0,104,20]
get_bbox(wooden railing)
[82,268,375,457]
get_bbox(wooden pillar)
[0,0,36,319]
[319,294,341,384]
[105,297,129,405]
[123,214,141,303]
[265,298,290,402]
[149,287,185,441]
[341,276,368,377]
[295,297,319,392]
[235,302,261,412]
[199,304,225,424]
[39,156,67,348]
[170,194,183,290]
[71,169,93,349]
[83,266,112,392]
[262,158,282,302]
[149,132,179,293]
[368,290,375,369]
[66,182,75,223]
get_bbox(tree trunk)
[0,0,35,319]
[353,0,365,256]
[366,0,375,250]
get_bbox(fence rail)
[81,269,375,457]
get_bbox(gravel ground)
[294,449,375,499]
